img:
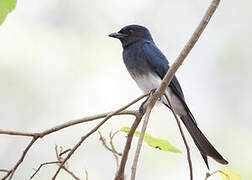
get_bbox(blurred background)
[0,0,251,179]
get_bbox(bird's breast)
[130,72,162,93]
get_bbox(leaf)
[218,170,242,180]
[0,0,17,25]
[120,127,181,153]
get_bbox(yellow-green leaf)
[0,0,17,25]
[120,127,181,153]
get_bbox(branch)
[30,161,60,179]
[52,93,148,179]
[0,169,9,173]
[99,131,121,169]
[30,146,80,180]
[115,114,143,180]
[130,0,221,179]
[164,93,193,180]
[2,137,38,180]
[153,0,221,101]
[131,97,155,180]
[0,110,137,138]
[0,94,148,180]
[55,146,80,180]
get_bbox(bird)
[109,24,228,168]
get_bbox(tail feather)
[180,114,228,168]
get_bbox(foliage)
[120,127,181,153]
[0,0,17,25]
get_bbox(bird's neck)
[122,39,153,49]
[122,39,139,49]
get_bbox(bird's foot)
[139,98,148,114]
[150,88,157,95]
[139,88,157,113]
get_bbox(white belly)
[132,72,187,116]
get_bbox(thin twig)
[30,161,60,179]
[0,169,9,173]
[52,93,149,179]
[98,131,120,168]
[115,114,143,180]
[164,93,193,180]
[85,169,88,180]
[109,132,123,156]
[2,137,38,180]
[55,146,80,180]
[30,146,80,180]
[0,110,138,138]
[61,166,80,180]
[59,149,72,157]
[131,101,155,180]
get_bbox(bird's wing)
[143,41,197,124]
[142,41,185,101]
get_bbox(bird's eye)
[128,29,134,33]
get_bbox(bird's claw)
[150,88,157,95]
[139,103,145,114]
[138,89,157,113]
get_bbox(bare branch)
[30,161,60,179]
[30,146,80,180]
[59,149,72,157]
[99,131,121,168]
[52,93,148,179]
[0,169,9,173]
[153,0,221,102]
[85,169,88,180]
[55,146,81,180]
[164,92,193,180]
[115,114,143,180]
[2,137,38,180]
[0,110,138,138]
[131,100,155,180]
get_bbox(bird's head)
[109,25,153,48]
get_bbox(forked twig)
[52,93,148,179]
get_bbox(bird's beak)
[108,32,128,39]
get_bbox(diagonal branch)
[115,114,143,180]
[2,137,38,180]
[164,93,193,180]
[30,161,60,179]
[130,0,221,179]
[131,97,156,180]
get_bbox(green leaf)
[120,127,181,153]
[0,0,17,25]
